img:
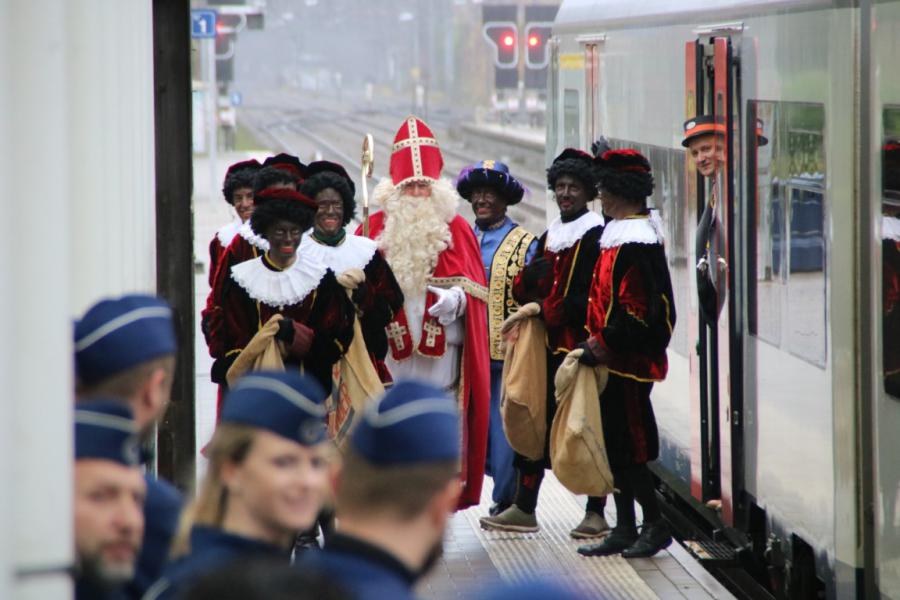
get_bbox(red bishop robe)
[357,212,491,509]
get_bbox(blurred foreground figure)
[357,116,490,509]
[74,402,146,600]
[75,294,182,599]
[144,372,332,600]
[182,559,351,600]
[300,380,462,600]
[457,160,537,514]
[577,149,676,558]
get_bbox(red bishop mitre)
[389,116,444,187]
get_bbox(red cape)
[357,212,490,509]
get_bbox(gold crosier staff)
[361,134,375,237]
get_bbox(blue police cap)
[479,580,590,600]
[75,400,141,466]
[74,294,177,386]
[456,160,525,205]
[351,380,460,466]
[222,371,328,446]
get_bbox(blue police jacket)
[76,578,129,600]
[299,532,418,600]
[126,476,182,599]
[141,526,287,600]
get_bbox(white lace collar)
[600,212,664,249]
[545,210,604,253]
[239,221,270,252]
[298,231,378,273]
[216,220,243,246]
[230,251,330,309]
[885,216,900,242]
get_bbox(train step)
[683,539,739,566]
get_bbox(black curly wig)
[299,172,357,226]
[250,198,316,240]
[597,149,655,202]
[547,159,598,194]
[222,169,256,204]
[253,166,297,195]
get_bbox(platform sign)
[191,9,217,39]
[230,91,242,106]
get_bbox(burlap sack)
[328,315,384,445]
[500,303,547,461]
[226,315,286,386]
[550,349,613,497]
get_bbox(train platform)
[191,153,735,600]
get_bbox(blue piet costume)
[300,380,461,600]
[74,295,183,600]
[457,161,537,507]
[74,402,141,600]
[143,371,327,600]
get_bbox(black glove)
[351,281,370,308]
[522,257,552,288]
[276,317,296,344]
[577,341,601,367]
[211,354,238,384]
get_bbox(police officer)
[75,294,183,599]
[300,380,463,600]
[457,160,537,515]
[143,371,332,600]
[74,402,146,600]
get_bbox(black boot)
[576,526,638,557]
[621,519,672,558]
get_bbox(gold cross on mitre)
[392,117,440,180]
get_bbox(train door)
[684,34,744,527]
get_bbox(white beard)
[374,178,460,298]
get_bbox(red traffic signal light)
[482,22,519,69]
[524,23,552,69]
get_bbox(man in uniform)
[456,160,537,515]
[480,149,608,538]
[74,294,182,599]
[576,148,676,558]
[73,401,146,600]
[300,380,463,600]
[356,116,490,509]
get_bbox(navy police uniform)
[143,371,327,600]
[74,402,143,600]
[300,380,461,600]
[75,295,184,600]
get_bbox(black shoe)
[621,520,672,558]
[489,502,512,517]
[577,526,638,557]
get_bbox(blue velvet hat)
[456,160,525,205]
[350,380,460,465]
[74,295,177,386]
[75,401,141,466]
[222,371,328,446]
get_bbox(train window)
[563,89,580,148]
[749,101,827,367]
[881,106,900,398]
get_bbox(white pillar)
[68,0,158,314]
[1,1,74,598]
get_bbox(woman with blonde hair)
[143,371,333,600]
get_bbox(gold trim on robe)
[487,226,536,360]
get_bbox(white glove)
[427,285,466,326]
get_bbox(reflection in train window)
[749,101,827,367]
[882,107,900,399]
[563,89,580,149]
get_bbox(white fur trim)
[230,251,329,309]
[885,216,900,242]
[298,231,378,273]
[600,214,662,249]
[239,221,270,252]
[545,210,604,252]
[216,220,243,247]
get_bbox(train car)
[548,1,900,597]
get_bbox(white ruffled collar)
[298,231,378,273]
[239,221,270,252]
[546,210,604,252]
[230,251,330,309]
[216,220,243,246]
[600,212,664,249]
[885,216,900,242]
